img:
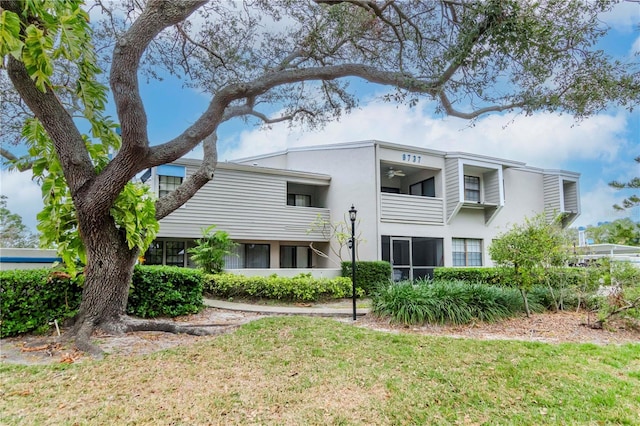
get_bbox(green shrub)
[341,261,391,295]
[371,279,545,325]
[205,272,361,302]
[433,267,501,285]
[0,269,83,338]
[1,266,205,337]
[127,265,204,318]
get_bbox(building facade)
[144,141,580,280]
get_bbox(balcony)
[380,193,445,224]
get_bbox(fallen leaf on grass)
[8,390,32,397]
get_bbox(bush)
[0,269,83,338]
[341,261,391,295]
[127,265,204,318]
[205,272,361,302]
[1,266,205,337]
[433,267,502,285]
[371,279,545,325]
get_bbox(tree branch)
[155,132,218,220]
[5,57,95,195]
[109,0,206,156]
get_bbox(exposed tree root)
[62,315,234,357]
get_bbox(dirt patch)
[1,308,638,366]
[0,308,266,365]
[348,310,640,345]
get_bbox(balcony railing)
[380,193,445,224]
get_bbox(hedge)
[341,261,392,295]
[204,272,359,302]
[1,265,205,338]
[0,269,83,338]
[127,265,204,318]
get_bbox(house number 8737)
[402,154,421,163]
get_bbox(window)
[245,244,270,268]
[224,243,270,268]
[159,175,183,197]
[280,246,312,268]
[144,241,164,265]
[381,186,401,194]
[165,241,185,266]
[287,194,311,207]
[410,177,436,197]
[464,175,480,202]
[452,238,482,266]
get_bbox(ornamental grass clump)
[372,279,540,325]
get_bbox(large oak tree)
[1,0,638,355]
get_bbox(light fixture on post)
[348,205,357,321]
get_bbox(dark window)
[410,177,436,197]
[280,246,312,268]
[381,186,401,194]
[246,244,270,268]
[159,175,183,197]
[287,194,311,207]
[464,175,480,202]
[453,238,482,266]
[144,241,164,265]
[165,241,185,266]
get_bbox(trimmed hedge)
[341,261,392,295]
[0,269,83,338]
[204,272,360,302]
[0,265,205,337]
[127,265,204,318]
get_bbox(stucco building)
[144,141,580,280]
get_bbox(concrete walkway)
[203,298,369,317]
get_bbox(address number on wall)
[402,153,422,163]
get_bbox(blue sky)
[1,2,639,231]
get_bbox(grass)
[1,316,639,425]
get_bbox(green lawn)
[1,316,639,425]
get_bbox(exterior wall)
[0,248,61,270]
[158,141,580,274]
[158,164,330,242]
[244,143,380,263]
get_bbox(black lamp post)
[348,205,357,321]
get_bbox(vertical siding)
[445,158,460,222]
[158,166,330,241]
[543,174,561,222]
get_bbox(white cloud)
[574,181,637,227]
[631,35,640,57]
[0,169,43,232]
[600,1,640,33]
[220,100,629,170]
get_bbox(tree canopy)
[0,195,39,248]
[1,0,638,355]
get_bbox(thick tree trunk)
[64,210,226,356]
[65,213,139,355]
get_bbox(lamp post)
[348,205,357,321]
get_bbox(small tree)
[0,195,39,248]
[188,225,238,274]
[307,214,364,265]
[489,214,568,316]
[609,157,640,211]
